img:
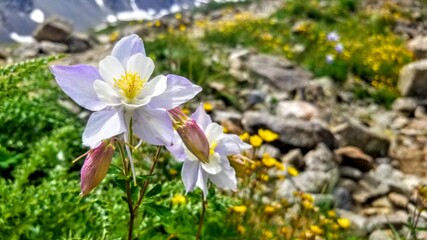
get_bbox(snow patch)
[10,32,35,44]
[116,10,153,21]
[29,8,44,23]
[106,14,117,23]
[95,0,104,8]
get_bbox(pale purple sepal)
[166,132,186,162]
[50,65,106,111]
[191,104,212,131]
[215,134,251,156]
[132,106,174,146]
[112,34,146,67]
[149,74,202,110]
[83,108,126,148]
[181,160,199,193]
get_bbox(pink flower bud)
[169,108,210,163]
[80,139,115,197]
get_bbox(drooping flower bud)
[80,138,115,197]
[168,107,210,163]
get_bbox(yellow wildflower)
[262,154,277,167]
[249,135,263,147]
[203,102,213,112]
[264,205,276,214]
[169,169,178,175]
[175,13,182,19]
[310,225,324,235]
[301,193,314,202]
[231,205,247,214]
[109,31,120,42]
[337,218,351,229]
[327,210,336,218]
[258,129,279,142]
[275,162,285,171]
[237,225,246,234]
[155,20,161,27]
[263,230,273,238]
[287,166,299,176]
[260,174,270,182]
[302,200,313,210]
[239,132,249,141]
[182,108,190,115]
[179,25,186,32]
[171,194,186,205]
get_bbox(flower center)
[114,72,146,102]
[209,142,217,157]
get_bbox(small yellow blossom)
[109,31,120,42]
[263,230,273,238]
[175,13,182,19]
[179,25,186,31]
[302,200,313,210]
[337,218,351,229]
[203,102,213,112]
[287,166,299,176]
[155,20,161,27]
[231,205,247,214]
[258,129,279,142]
[275,162,285,171]
[327,210,336,218]
[310,225,324,235]
[239,132,249,141]
[237,225,246,234]
[301,193,314,202]
[264,205,276,214]
[249,135,263,147]
[260,174,270,182]
[169,169,178,176]
[171,194,186,205]
[262,154,277,167]
[182,108,190,115]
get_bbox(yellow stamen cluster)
[209,142,217,156]
[114,72,145,101]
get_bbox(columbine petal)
[196,168,209,198]
[83,108,126,148]
[50,65,106,111]
[112,34,146,67]
[201,152,222,174]
[133,106,174,146]
[80,140,115,197]
[191,105,212,131]
[205,123,224,145]
[166,132,186,162]
[93,80,122,106]
[216,134,252,156]
[208,156,237,191]
[99,56,125,86]
[182,160,200,193]
[139,75,167,100]
[149,74,202,110]
[126,53,154,80]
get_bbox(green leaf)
[144,203,171,217]
[145,183,162,198]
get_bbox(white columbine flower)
[167,106,251,197]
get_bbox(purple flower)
[327,32,339,42]
[51,35,201,148]
[167,106,251,198]
[326,54,334,64]
[335,43,344,53]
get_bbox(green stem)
[117,143,134,240]
[133,146,162,215]
[196,193,207,240]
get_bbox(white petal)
[111,34,146,66]
[139,75,167,99]
[83,108,126,148]
[182,160,200,193]
[184,146,199,161]
[191,105,212,131]
[209,156,237,191]
[165,132,186,162]
[132,106,174,146]
[216,134,252,156]
[93,80,122,106]
[201,152,222,174]
[126,53,154,80]
[205,123,224,145]
[99,56,125,86]
[196,167,209,198]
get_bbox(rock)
[39,41,67,54]
[0,48,10,60]
[333,187,353,210]
[339,166,363,180]
[366,211,408,232]
[388,192,409,208]
[292,169,339,193]
[276,100,319,120]
[372,197,393,208]
[415,106,427,118]
[333,119,390,157]
[66,33,93,53]
[335,146,374,172]
[304,143,337,171]
[353,175,390,204]
[398,59,427,98]
[212,110,242,123]
[13,44,41,59]
[338,179,358,192]
[369,229,394,240]
[242,111,335,149]
[247,54,311,92]
[407,35,427,59]
[257,144,281,159]
[392,97,418,116]
[361,207,392,216]
[281,149,304,168]
[33,16,73,42]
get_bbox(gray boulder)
[33,16,74,42]
[398,59,427,98]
